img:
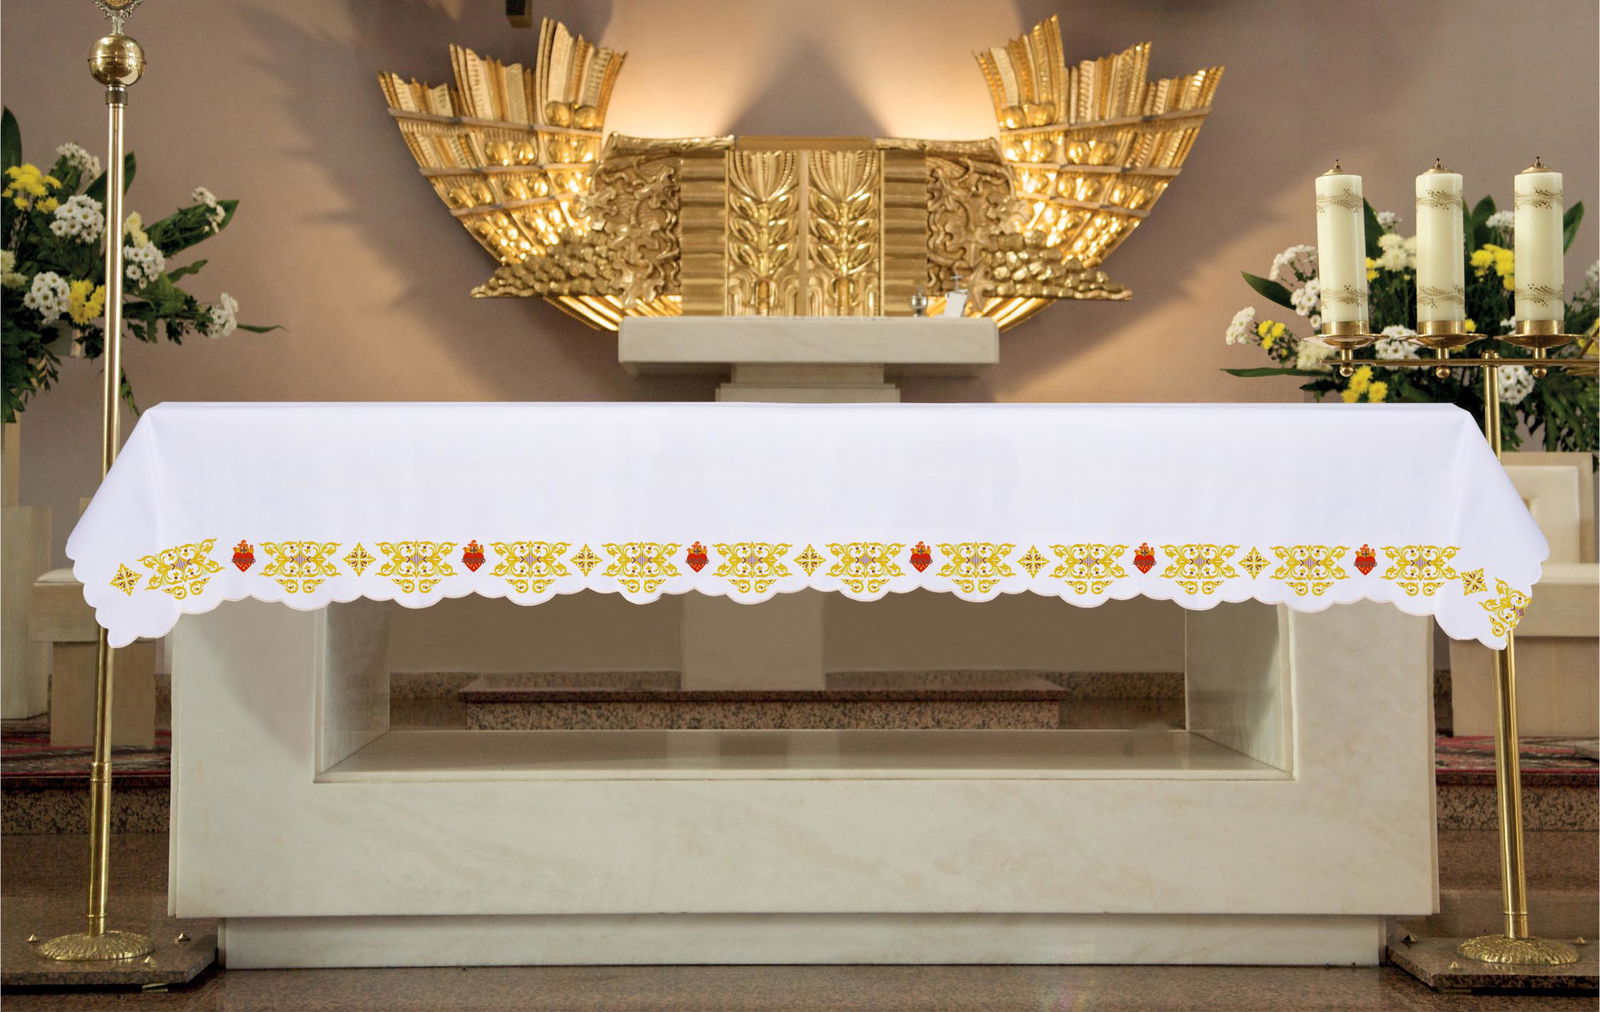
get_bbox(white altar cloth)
[67,401,1545,648]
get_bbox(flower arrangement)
[1224,198,1597,452]
[1,108,273,422]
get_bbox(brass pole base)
[34,929,154,962]
[1456,934,1580,966]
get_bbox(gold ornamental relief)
[726,151,802,316]
[380,15,1221,331]
[1515,284,1563,307]
[806,150,881,316]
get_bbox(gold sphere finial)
[89,33,145,87]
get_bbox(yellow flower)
[1463,318,1477,333]
[1340,387,1361,403]
[1366,381,1388,402]
[1348,365,1372,393]
[67,280,106,325]
[1473,244,1515,290]
[1365,256,1379,281]
[124,211,148,247]
[37,197,58,213]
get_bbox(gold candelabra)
[34,0,153,963]
[1316,317,1591,967]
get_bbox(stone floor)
[2,833,1596,1009]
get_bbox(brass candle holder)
[1373,321,1588,968]
[1315,320,1377,377]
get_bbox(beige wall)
[4,0,1597,566]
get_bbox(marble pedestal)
[618,316,998,402]
[169,597,1437,968]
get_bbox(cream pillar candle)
[1514,158,1564,323]
[1414,161,1465,325]
[1315,164,1368,327]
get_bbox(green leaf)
[1,107,20,174]
[235,323,281,334]
[1363,199,1383,259]
[1241,271,1296,311]
[1563,202,1585,253]
[83,151,136,205]
[1467,195,1497,250]
[166,259,208,281]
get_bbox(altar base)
[169,596,1438,969]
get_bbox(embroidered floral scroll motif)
[343,543,375,576]
[261,541,342,593]
[826,542,905,593]
[1049,543,1128,594]
[1481,579,1531,638]
[794,544,825,576]
[571,544,602,575]
[713,542,792,593]
[139,539,223,600]
[602,542,681,593]
[1381,545,1460,596]
[490,541,571,593]
[110,564,141,596]
[1017,546,1049,577]
[1239,547,1269,578]
[1270,545,1349,596]
[1458,567,1488,596]
[937,542,1016,593]
[377,541,457,593]
[1159,543,1239,595]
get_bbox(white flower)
[191,185,225,232]
[1269,244,1317,284]
[1225,306,1257,345]
[22,271,70,322]
[124,241,165,287]
[1375,325,1420,360]
[1496,365,1534,406]
[0,250,25,288]
[202,292,239,338]
[54,142,101,179]
[1586,260,1599,287]
[1499,317,1516,333]
[1486,210,1514,236]
[49,194,105,243]
[1290,277,1320,318]
[1375,232,1414,272]
[1376,210,1401,232]
[1295,337,1335,371]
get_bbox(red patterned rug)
[2,717,171,785]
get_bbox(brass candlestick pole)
[36,0,152,963]
[1366,320,1590,967]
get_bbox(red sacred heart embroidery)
[686,541,709,572]
[462,540,486,572]
[231,540,255,573]
[910,541,933,572]
[1355,545,1376,575]
[1133,542,1156,574]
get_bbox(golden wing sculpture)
[378,16,1221,331]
